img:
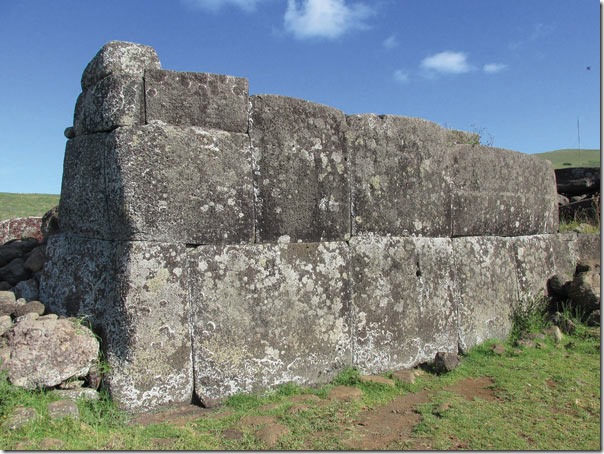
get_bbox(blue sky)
[0,0,600,194]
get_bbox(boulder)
[568,262,600,312]
[24,245,46,273]
[0,258,29,286]
[4,317,99,389]
[41,206,60,240]
[13,279,39,302]
[433,352,460,374]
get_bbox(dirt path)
[129,376,498,450]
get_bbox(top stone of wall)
[61,41,559,242]
[81,41,161,90]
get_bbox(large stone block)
[450,145,559,236]
[58,133,111,239]
[81,41,160,90]
[346,114,452,237]
[452,236,520,352]
[145,69,249,133]
[350,235,457,372]
[102,241,192,412]
[570,233,601,264]
[74,74,145,136]
[39,233,114,317]
[189,241,351,405]
[106,124,254,244]
[250,95,350,243]
[510,234,575,297]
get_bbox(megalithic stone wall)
[40,41,598,412]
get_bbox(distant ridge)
[533,148,600,169]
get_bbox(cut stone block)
[59,133,112,239]
[511,234,576,298]
[346,114,452,237]
[106,124,253,244]
[450,145,559,237]
[39,234,114,318]
[189,241,351,405]
[350,235,457,372]
[452,236,520,353]
[81,41,160,90]
[102,241,192,412]
[250,95,350,243]
[74,74,145,136]
[40,236,193,412]
[571,233,601,264]
[145,69,249,133]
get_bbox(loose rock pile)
[0,207,102,431]
[555,167,600,223]
[549,260,601,326]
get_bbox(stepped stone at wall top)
[39,40,584,413]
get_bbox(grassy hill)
[0,193,60,221]
[533,148,600,169]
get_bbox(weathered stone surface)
[350,235,457,372]
[250,95,350,243]
[81,40,160,90]
[47,399,79,420]
[568,262,600,312]
[5,317,99,389]
[24,245,46,273]
[40,234,114,317]
[13,279,39,302]
[189,241,351,405]
[0,238,39,267]
[0,315,13,336]
[105,124,253,244]
[433,351,459,374]
[449,145,558,236]
[391,370,416,384]
[0,290,16,305]
[0,258,28,286]
[0,218,43,245]
[145,69,249,133]
[58,133,112,239]
[571,233,600,264]
[102,241,192,411]
[41,206,60,240]
[347,114,452,237]
[5,406,37,430]
[51,388,100,401]
[74,74,145,136]
[453,236,520,353]
[14,301,44,318]
[359,375,395,386]
[511,234,576,297]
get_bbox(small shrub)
[509,294,549,343]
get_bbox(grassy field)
[0,307,599,450]
[0,193,60,221]
[533,148,600,169]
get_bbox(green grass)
[0,313,599,450]
[0,193,60,221]
[533,148,600,169]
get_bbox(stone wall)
[40,41,597,412]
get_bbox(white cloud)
[284,0,374,40]
[181,0,263,13]
[420,51,473,75]
[483,63,508,74]
[382,34,398,50]
[393,69,409,84]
